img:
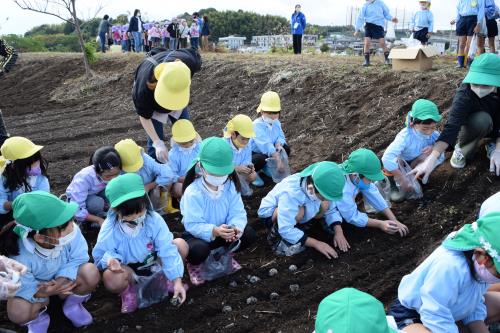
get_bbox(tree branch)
[13,0,73,24]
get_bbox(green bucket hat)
[341,148,384,181]
[443,212,500,272]
[196,137,234,176]
[408,99,442,123]
[463,53,500,87]
[105,173,146,208]
[12,191,78,234]
[299,161,346,201]
[315,288,396,333]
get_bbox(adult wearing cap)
[411,53,500,182]
[389,212,500,332]
[0,137,49,227]
[132,48,202,163]
[223,114,258,192]
[1,191,99,332]
[114,139,176,192]
[332,149,408,246]
[180,137,257,266]
[258,161,346,258]
[315,288,402,333]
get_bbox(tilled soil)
[0,52,499,332]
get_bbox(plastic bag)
[386,22,396,40]
[134,264,171,309]
[237,173,253,197]
[274,240,306,257]
[396,159,423,200]
[364,176,392,214]
[468,34,478,60]
[401,34,421,48]
[148,187,167,214]
[199,247,241,282]
[265,149,291,183]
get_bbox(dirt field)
[0,52,499,332]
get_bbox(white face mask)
[179,145,195,154]
[204,174,228,187]
[58,223,78,246]
[414,128,432,140]
[34,242,62,260]
[306,184,320,202]
[471,85,496,98]
[119,213,146,237]
[474,257,500,284]
[262,116,276,125]
[420,4,428,10]
[202,178,223,199]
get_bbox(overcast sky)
[0,0,469,35]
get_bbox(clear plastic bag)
[402,34,421,48]
[386,22,396,40]
[364,176,392,214]
[468,34,478,60]
[274,240,306,257]
[265,149,291,183]
[396,159,423,200]
[199,247,241,282]
[134,264,171,309]
[148,187,167,214]
[237,173,253,197]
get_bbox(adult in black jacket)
[167,20,180,50]
[411,53,500,182]
[132,48,202,162]
[128,9,144,52]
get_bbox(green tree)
[114,14,129,25]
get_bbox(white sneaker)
[450,145,466,169]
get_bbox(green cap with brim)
[13,191,78,231]
[443,212,500,272]
[315,288,397,333]
[341,148,384,181]
[409,99,442,122]
[105,173,146,208]
[196,137,234,176]
[463,53,500,87]
[299,161,346,201]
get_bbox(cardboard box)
[389,46,440,72]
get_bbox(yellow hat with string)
[223,114,256,139]
[114,139,144,173]
[154,61,191,111]
[257,91,281,113]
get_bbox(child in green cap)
[180,137,257,272]
[330,149,409,251]
[315,287,401,333]
[389,212,500,332]
[258,161,346,258]
[92,173,188,314]
[382,99,444,202]
[0,191,99,333]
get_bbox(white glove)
[0,256,27,275]
[408,153,438,184]
[490,149,500,176]
[152,140,168,163]
[0,256,27,300]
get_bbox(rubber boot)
[252,172,264,187]
[456,54,465,68]
[165,193,180,214]
[120,283,138,314]
[24,310,50,333]
[62,294,93,327]
[388,176,405,203]
[384,51,391,65]
[363,52,370,67]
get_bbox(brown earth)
[0,52,499,333]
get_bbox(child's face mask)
[26,161,42,177]
[232,135,249,149]
[473,255,500,284]
[414,122,436,136]
[352,175,370,191]
[471,84,497,99]
[119,211,146,237]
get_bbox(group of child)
[355,0,499,67]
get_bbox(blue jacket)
[356,0,393,31]
[0,175,50,214]
[411,10,434,32]
[251,117,287,156]
[92,211,184,281]
[225,138,252,167]
[136,152,177,186]
[258,173,341,245]
[168,142,201,179]
[291,12,306,35]
[456,0,486,23]
[485,0,500,19]
[398,244,489,333]
[180,178,247,243]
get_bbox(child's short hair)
[90,146,122,174]
[410,117,436,125]
[114,194,150,217]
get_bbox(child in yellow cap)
[223,114,257,196]
[251,91,291,184]
[0,191,99,332]
[0,137,49,227]
[168,119,201,200]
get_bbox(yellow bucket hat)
[154,61,191,111]
[172,119,198,143]
[223,114,256,139]
[114,139,144,173]
[1,136,43,161]
[257,91,281,113]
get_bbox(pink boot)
[24,310,50,333]
[120,283,137,314]
[62,294,93,327]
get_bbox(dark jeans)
[146,108,190,161]
[388,299,422,329]
[292,34,302,54]
[457,111,493,160]
[252,144,291,172]
[99,32,107,52]
[179,38,188,48]
[191,37,199,49]
[0,211,13,229]
[183,225,257,265]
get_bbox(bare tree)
[13,0,104,78]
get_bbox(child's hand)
[354,31,359,38]
[214,224,235,241]
[421,146,433,156]
[380,220,409,237]
[314,241,338,260]
[235,165,252,175]
[450,19,456,25]
[392,17,399,24]
[333,231,350,253]
[107,258,124,273]
[36,279,76,298]
[172,278,186,305]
